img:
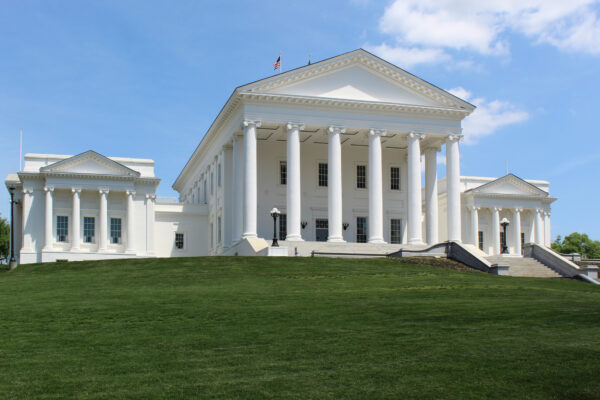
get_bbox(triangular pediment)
[468,174,549,197]
[40,150,140,178]
[240,49,474,111]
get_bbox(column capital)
[145,194,156,200]
[514,208,523,213]
[72,188,82,194]
[286,122,305,131]
[23,189,33,195]
[99,188,110,195]
[493,207,502,212]
[44,186,54,192]
[327,126,346,135]
[544,211,551,216]
[447,133,464,143]
[471,205,480,211]
[369,129,387,137]
[408,131,425,140]
[242,119,262,129]
[126,190,136,197]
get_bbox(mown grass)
[0,256,599,399]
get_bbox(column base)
[408,238,425,245]
[242,233,257,239]
[125,249,136,255]
[284,234,304,242]
[368,238,386,244]
[327,237,346,243]
[70,247,81,252]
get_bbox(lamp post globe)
[270,207,280,247]
[500,217,510,254]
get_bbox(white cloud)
[372,0,600,64]
[449,87,529,143]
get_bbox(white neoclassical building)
[5,49,559,266]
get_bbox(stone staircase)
[485,256,562,278]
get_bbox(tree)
[0,213,9,262]
[551,232,600,259]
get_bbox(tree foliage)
[0,213,9,261]
[551,232,600,259]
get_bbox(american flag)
[273,56,281,71]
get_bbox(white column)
[368,129,386,243]
[71,188,81,251]
[327,126,345,242]
[286,123,304,241]
[43,186,54,251]
[232,135,244,242]
[513,208,522,255]
[126,190,136,253]
[424,146,439,245]
[99,189,109,251]
[146,194,156,255]
[407,131,424,245]
[492,207,501,255]
[534,209,544,245]
[544,212,551,247]
[242,120,260,239]
[21,189,33,251]
[471,206,479,247]
[446,134,462,242]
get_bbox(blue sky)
[1,0,599,240]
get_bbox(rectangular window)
[356,165,366,189]
[279,213,287,240]
[478,231,484,251]
[390,219,402,244]
[280,161,287,185]
[84,217,95,243]
[210,223,214,248]
[315,219,328,242]
[521,232,525,254]
[218,217,222,243]
[56,216,68,242]
[218,163,222,187]
[203,180,207,203]
[318,163,328,187]
[210,171,214,195]
[110,218,122,244]
[175,232,184,249]
[390,167,400,190]
[356,217,367,243]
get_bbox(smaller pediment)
[466,174,549,198]
[40,150,140,178]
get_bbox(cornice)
[238,92,470,117]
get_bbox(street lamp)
[8,186,19,269]
[500,217,510,254]
[270,207,281,247]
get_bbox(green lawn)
[1,257,599,399]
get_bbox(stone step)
[485,256,562,278]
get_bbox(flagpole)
[279,50,282,74]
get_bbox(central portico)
[234,121,463,246]
[173,49,475,254]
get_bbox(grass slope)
[1,257,599,399]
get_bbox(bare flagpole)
[19,128,22,171]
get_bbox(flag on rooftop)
[273,55,281,71]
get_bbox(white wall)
[154,203,209,257]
